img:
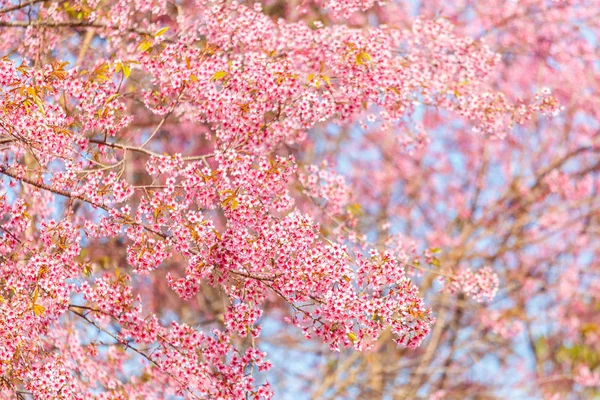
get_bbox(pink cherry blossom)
[0,0,597,399]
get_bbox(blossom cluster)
[446,266,500,303]
[0,0,572,397]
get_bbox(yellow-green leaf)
[93,62,109,76]
[138,41,153,52]
[356,51,372,66]
[221,195,239,210]
[154,27,169,37]
[32,286,39,303]
[348,203,363,216]
[430,257,441,267]
[372,314,383,323]
[105,93,119,104]
[32,304,45,316]
[347,332,357,343]
[32,97,45,115]
[122,64,131,79]
[210,70,228,82]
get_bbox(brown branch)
[434,295,465,393]
[0,0,47,14]
[0,20,152,36]
[88,138,213,161]
[0,165,165,238]
[68,306,203,400]
[75,28,96,67]
[401,296,450,399]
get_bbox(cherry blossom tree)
[0,0,595,399]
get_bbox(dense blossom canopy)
[0,0,598,399]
